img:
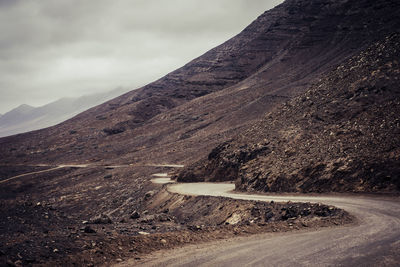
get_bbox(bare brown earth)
[0,167,351,266]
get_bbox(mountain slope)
[179,33,400,192]
[1,1,400,265]
[0,88,128,138]
[0,0,399,169]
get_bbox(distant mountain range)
[0,87,129,137]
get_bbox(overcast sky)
[0,0,283,114]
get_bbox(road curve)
[129,182,400,267]
[0,164,183,184]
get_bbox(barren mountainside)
[179,33,400,193]
[2,0,400,265]
[1,0,399,167]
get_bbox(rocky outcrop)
[183,33,400,193]
[177,142,270,182]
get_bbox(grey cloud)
[0,0,283,113]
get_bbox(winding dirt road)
[3,166,399,265]
[128,182,400,267]
[0,164,90,184]
[0,163,183,184]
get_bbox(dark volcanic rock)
[145,191,155,199]
[186,34,400,193]
[103,127,125,136]
[150,189,347,228]
[130,211,140,219]
[178,142,270,182]
[83,226,96,233]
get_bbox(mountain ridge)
[1,0,399,167]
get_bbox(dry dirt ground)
[123,183,400,267]
[0,165,351,266]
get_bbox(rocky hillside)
[1,0,399,166]
[179,33,400,193]
[1,1,400,265]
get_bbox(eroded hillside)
[179,34,400,193]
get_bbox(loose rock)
[89,214,112,224]
[83,226,96,233]
[130,211,140,219]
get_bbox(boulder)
[130,211,140,219]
